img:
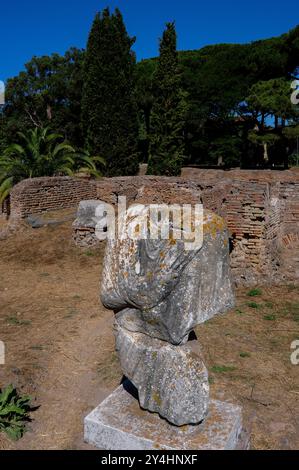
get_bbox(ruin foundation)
[3,169,299,285]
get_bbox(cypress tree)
[81,8,139,176]
[147,22,188,176]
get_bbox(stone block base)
[84,382,246,450]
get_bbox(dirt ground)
[0,211,298,450]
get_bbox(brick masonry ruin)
[181,168,299,284]
[6,176,96,219]
[1,170,299,286]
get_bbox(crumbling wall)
[279,181,299,237]
[3,170,299,285]
[94,176,203,205]
[180,168,299,284]
[223,181,270,284]
[9,176,97,219]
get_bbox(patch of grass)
[247,288,262,297]
[264,314,276,321]
[6,316,19,325]
[0,385,32,441]
[84,250,95,257]
[210,365,236,373]
[264,301,274,309]
[278,302,299,319]
[235,309,244,316]
[6,316,31,326]
[246,301,262,309]
[239,352,251,358]
[40,272,50,277]
[30,345,44,351]
[208,376,214,384]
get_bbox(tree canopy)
[1,17,299,174]
[147,22,188,176]
[81,7,139,176]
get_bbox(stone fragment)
[72,200,108,247]
[26,213,75,228]
[73,200,106,229]
[114,323,209,426]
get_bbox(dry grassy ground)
[0,212,298,449]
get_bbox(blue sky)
[0,0,298,81]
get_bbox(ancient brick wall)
[180,168,299,284]
[94,176,203,205]
[279,181,299,236]
[223,181,269,284]
[4,170,299,285]
[92,169,297,284]
[9,176,97,219]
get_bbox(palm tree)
[73,149,106,178]
[0,127,105,204]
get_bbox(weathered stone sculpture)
[100,205,235,426]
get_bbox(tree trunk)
[47,104,52,121]
[263,142,269,162]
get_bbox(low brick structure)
[181,168,299,284]
[9,176,97,219]
[75,171,299,285]
[2,170,299,285]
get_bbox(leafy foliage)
[0,385,32,441]
[3,48,85,148]
[247,288,262,297]
[138,25,299,167]
[1,18,299,170]
[0,127,104,203]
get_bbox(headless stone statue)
[100,204,234,426]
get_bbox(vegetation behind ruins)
[0,10,299,179]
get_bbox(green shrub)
[239,352,251,358]
[247,288,262,297]
[264,314,276,321]
[247,301,262,309]
[0,385,32,440]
